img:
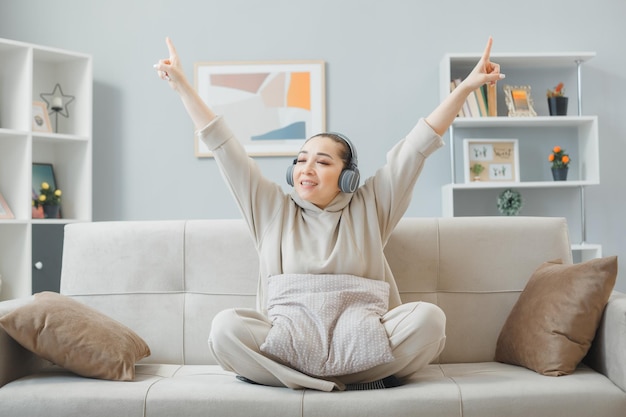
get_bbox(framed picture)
[194,60,326,157]
[32,162,61,218]
[0,192,14,219]
[503,85,537,117]
[463,139,520,183]
[32,101,52,132]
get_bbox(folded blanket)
[260,274,394,377]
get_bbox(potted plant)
[548,146,570,181]
[497,188,523,216]
[546,82,568,116]
[33,181,62,218]
[470,163,485,181]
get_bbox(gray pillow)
[261,274,393,377]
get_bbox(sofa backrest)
[60,216,572,365]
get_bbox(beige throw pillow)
[495,256,617,376]
[0,291,150,381]
[261,274,394,377]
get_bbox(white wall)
[1,0,625,290]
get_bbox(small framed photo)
[32,101,52,132]
[464,139,520,183]
[503,85,537,117]
[0,192,14,219]
[194,60,326,157]
[32,162,58,194]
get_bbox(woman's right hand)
[153,37,188,92]
[154,37,217,130]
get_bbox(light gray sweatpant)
[208,301,446,391]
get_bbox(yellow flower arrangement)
[33,182,62,208]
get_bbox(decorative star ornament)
[40,83,75,118]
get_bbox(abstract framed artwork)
[463,139,520,183]
[194,60,326,157]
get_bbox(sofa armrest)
[0,296,50,388]
[585,291,626,392]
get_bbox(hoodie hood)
[290,189,355,213]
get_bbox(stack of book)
[450,78,497,117]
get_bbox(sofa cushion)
[260,274,393,377]
[1,363,625,417]
[495,256,617,376]
[0,291,150,381]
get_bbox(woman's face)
[293,136,345,209]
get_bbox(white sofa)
[0,216,624,417]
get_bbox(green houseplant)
[497,189,522,216]
[470,163,485,181]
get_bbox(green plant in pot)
[497,189,523,216]
[33,181,62,218]
[470,163,485,181]
[549,146,570,181]
[547,82,568,116]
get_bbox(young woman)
[154,37,503,391]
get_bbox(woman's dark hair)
[308,133,352,169]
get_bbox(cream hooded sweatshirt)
[198,116,443,315]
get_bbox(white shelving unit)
[440,52,601,260]
[0,38,92,301]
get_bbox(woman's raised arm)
[425,37,504,136]
[153,37,216,130]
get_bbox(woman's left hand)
[424,37,504,136]
[464,37,504,90]
[153,37,188,91]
